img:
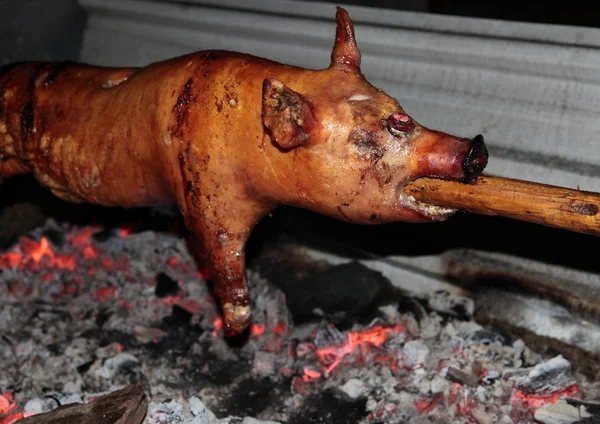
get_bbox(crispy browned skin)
[0,8,488,334]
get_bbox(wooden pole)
[403,175,600,236]
[17,384,148,424]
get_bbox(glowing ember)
[0,252,20,268]
[1,413,30,424]
[167,257,178,268]
[118,225,133,238]
[21,237,54,263]
[0,393,16,415]
[315,323,403,374]
[161,293,183,306]
[272,322,287,335]
[54,254,76,271]
[512,384,580,411]
[67,226,101,249]
[82,246,98,259]
[0,392,30,424]
[414,397,438,414]
[212,317,223,337]
[250,323,265,336]
[94,286,118,301]
[302,366,322,382]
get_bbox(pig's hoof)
[222,302,252,334]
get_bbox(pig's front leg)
[187,201,272,334]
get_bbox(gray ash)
[0,217,597,424]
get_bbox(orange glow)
[54,254,76,271]
[1,412,31,424]
[162,293,183,305]
[0,253,21,268]
[414,398,438,414]
[315,323,402,374]
[167,257,178,268]
[512,385,580,411]
[101,257,114,270]
[302,367,322,382]
[119,226,133,238]
[94,286,117,301]
[212,317,223,336]
[272,322,287,335]
[82,246,98,259]
[0,393,16,415]
[21,237,54,263]
[67,226,100,248]
[250,323,265,336]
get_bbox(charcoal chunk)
[91,227,116,242]
[162,305,192,327]
[274,260,394,326]
[155,272,179,298]
[288,390,365,424]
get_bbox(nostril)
[462,134,488,183]
[387,113,414,137]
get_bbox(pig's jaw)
[396,185,456,220]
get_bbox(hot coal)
[514,355,578,395]
[0,217,597,424]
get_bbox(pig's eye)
[387,113,414,137]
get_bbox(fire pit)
[1,177,599,424]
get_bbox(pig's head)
[262,7,488,224]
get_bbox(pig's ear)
[330,6,361,69]
[262,78,315,150]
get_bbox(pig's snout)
[462,134,488,183]
[411,131,488,183]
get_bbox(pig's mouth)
[395,133,488,219]
[396,183,456,220]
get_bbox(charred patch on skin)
[43,62,70,87]
[18,65,44,144]
[215,97,224,113]
[373,161,393,187]
[178,153,188,199]
[349,128,384,163]
[20,98,34,141]
[170,78,194,139]
[185,141,202,207]
[203,52,221,62]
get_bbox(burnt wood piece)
[18,383,148,424]
[404,175,600,236]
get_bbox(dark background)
[1,0,599,65]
